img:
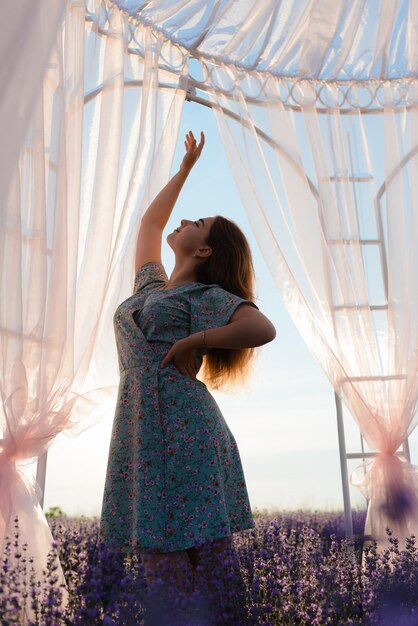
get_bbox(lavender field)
[2,509,418,625]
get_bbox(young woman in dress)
[99,130,276,618]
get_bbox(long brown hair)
[196,216,256,389]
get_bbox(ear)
[194,245,212,259]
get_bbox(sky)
[28,95,418,519]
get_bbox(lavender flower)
[1,510,418,625]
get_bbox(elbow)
[265,322,277,344]
[257,321,276,346]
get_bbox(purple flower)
[3,510,418,624]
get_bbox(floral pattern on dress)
[99,261,255,554]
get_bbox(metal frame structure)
[34,23,413,537]
[328,141,412,539]
[35,79,319,508]
[335,394,411,540]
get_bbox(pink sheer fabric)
[0,1,67,204]
[205,69,418,546]
[0,0,187,615]
[110,3,418,547]
[110,0,418,548]
[3,6,418,612]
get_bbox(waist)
[119,363,207,387]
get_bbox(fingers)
[185,130,204,154]
[185,131,195,150]
[161,356,197,379]
[185,364,196,379]
[177,363,195,379]
[188,130,203,147]
[197,131,205,155]
[174,359,199,379]
[187,357,200,379]
[161,339,200,379]
[160,349,173,368]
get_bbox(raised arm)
[135,130,205,273]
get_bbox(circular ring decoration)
[124,21,135,48]
[188,58,207,86]
[278,79,291,105]
[346,83,375,109]
[256,74,279,103]
[205,62,236,94]
[404,80,418,107]
[131,24,146,57]
[376,81,405,107]
[160,38,187,72]
[238,71,265,101]
[290,79,317,107]
[87,0,418,112]
[318,82,346,109]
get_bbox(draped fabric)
[3,4,418,611]
[0,1,67,204]
[0,0,187,613]
[108,0,418,544]
[205,70,418,545]
[115,0,418,81]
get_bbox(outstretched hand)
[180,130,205,174]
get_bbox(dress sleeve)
[190,285,258,334]
[133,261,168,294]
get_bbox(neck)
[166,259,198,287]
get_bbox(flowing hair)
[196,216,256,389]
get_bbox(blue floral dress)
[99,261,255,554]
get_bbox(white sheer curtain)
[105,0,418,547]
[0,0,187,604]
[0,1,67,204]
[3,0,418,595]
[115,0,418,81]
[205,64,418,544]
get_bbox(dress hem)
[160,522,256,554]
[105,522,256,555]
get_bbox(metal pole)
[334,392,354,539]
[402,437,412,463]
[36,452,48,510]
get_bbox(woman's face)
[167,217,215,257]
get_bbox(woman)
[99,130,276,617]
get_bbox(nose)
[180,219,191,227]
